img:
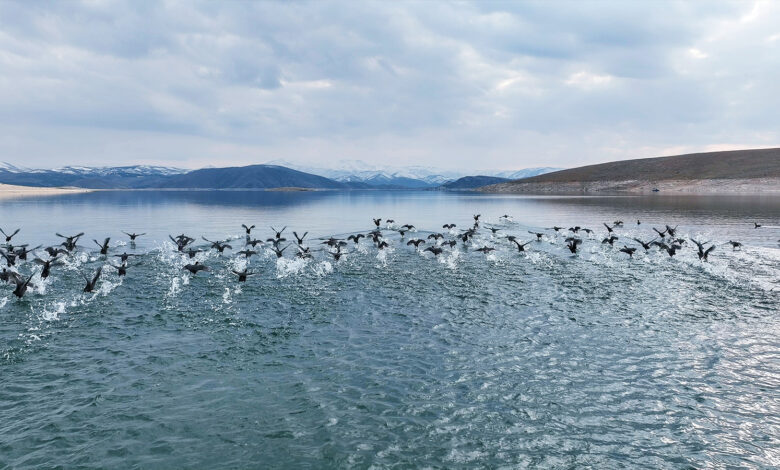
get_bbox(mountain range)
[0,161,559,190]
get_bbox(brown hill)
[480,148,780,194]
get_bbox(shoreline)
[478,178,780,195]
[0,184,95,198]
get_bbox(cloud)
[0,0,777,170]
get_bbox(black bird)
[57,232,84,251]
[473,214,481,222]
[637,220,641,225]
[602,223,614,234]
[691,239,715,261]
[82,267,102,292]
[237,249,258,258]
[0,228,20,242]
[442,240,457,248]
[270,226,287,240]
[425,246,443,256]
[110,262,128,277]
[183,248,202,259]
[500,214,511,219]
[401,224,415,231]
[271,244,291,258]
[613,220,624,227]
[246,238,264,248]
[202,237,232,253]
[242,224,255,235]
[45,246,68,257]
[619,246,637,258]
[123,231,146,241]
[665,244,682,257]
[487,226,500,235]
[427,233,444,241]
[12,273,34,298]
[373,218,382,227]
[407,239,425,248]
[512,240,532,252]
[293,231,308,245]
[754,222,761,229]
[602,235,619,246]
[94,237,111,255]
[14,245,41,261]
[34,256,59,279]
[505,235,517,243]
[397,229,407,238]
[376,241,390,250]
[665,225,678,237]
[169,234,193,252]
[0,249,17,266]
[652,227,667,238]
[443,224,456,229]
[183,262,209,275]
[632,237,656,252]
[296,246,313,259]
[328,247,344,261]
[565,237,582,253]
[582,228,593,235]
[727,240,742,250]
[475,246,495,254]
[114,252,135,263]
[347,234,365,244]
[386,219,395,224]
[551,226,563,232]
[322,237,346,248]
[569,226,581,233]
[232,269,256,282]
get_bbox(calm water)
[1,190,778,469]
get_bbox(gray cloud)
[0,0,777,170]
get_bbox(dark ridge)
[439,175,510,189]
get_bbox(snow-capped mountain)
[0,163,188,188]
[265,159,562,187]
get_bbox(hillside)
[157,165,352,189]
[480,148,780,194]
[439,175,510,190]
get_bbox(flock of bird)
[0,216,765,299]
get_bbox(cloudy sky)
[0,0,778,171]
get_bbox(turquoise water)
[1,191,778,468]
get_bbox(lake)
[1,190,778,468]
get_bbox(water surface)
[1,190,778,468]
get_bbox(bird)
[0,249,17,266]
[407,239,425,248]
[293,231,308,245]
[569,226,581,234]
[242,224,255,235]
[727,240,742,250]
[602,235,619,246]
[376,240,390,250]
[665,225,678,237]
[665,244,682,257]
[296,246,313,259]
[93,237,111,255]
[652,227,667,238]
[183,248,202,259]
[113,252,135,263]
[82,267,102,292]
[373,218,382,227]
[487,226,500,235]
[473,214,481,222]
[14,245,40,261]
[110,262,128,277]
[443,224,456,230]
[400,224,415,231]
[202,237,232,253]
[603,223,614,234]
[551,226,563,232]
[427,233,444,241]
[183,262,209,275]
[271,244,290,258]
[169,234,194,252]
[12,273,34,298]
[328,247,344,261]
[246,238,264,248]
[386,219,395,224]
[691,239,715,261]
[613,220,624,227]
[322,237,346,247]
[425,246,443,256]
[270,226,287,240]
[512,240,532,252]
[347,234,365,244]
[56,232,84,251]
[500,214,511,219]
[582,228,593,235]
[565,237,582,253]
[237,249,257,258]
[122,231,146,241]
[231,269,256,282]
[754,222,761,229]
[637,220,641,225]
[442,240,457,248]
[632,238,656,252]
[475,246,495,254]
[34,256,59,278]
[44,246,68,257]
[0,228,20,242]
[619,246,637,258]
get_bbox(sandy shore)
[479,178,780,194]
[0,184,94,198]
